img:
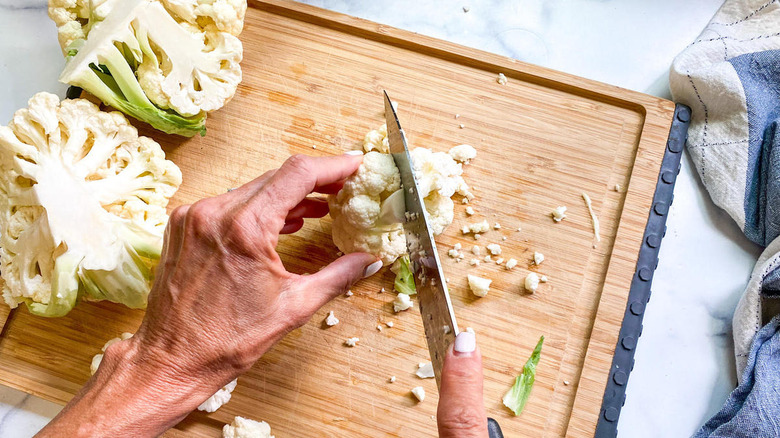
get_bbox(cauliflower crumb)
[468,274,492,297]
[534,252,545,265]
[393,293,413,312]
[458,123,465,129]
[448,144,477,164]
[517,226,522,232]
[416,362,435,379]
[377,325,383,331]
[380,287,386,293]
[582,192,601,243]
[454,243,462,250]
[389,376,396,383]
[222,416,274,438]
[505,258,518,270]
[325,311,340,327]
[552,206,567,222]
[469,258,481,267]
[448,249,460,258]
[411,386,426,402]
[345,337,360,347]
[525,272,540,293]
[345,290,353,297]
[495,257,504,265]
[386,321,395,328]
[462,198,470,204]
[466,206,475,216]
[493,223,501,230]
[486,243,502,255]
[540,275,548,283]
[474,233,481,240]
[497,73,508,85]
[614,184,622,192]
[484,255,492,262]
[501,236,507,241]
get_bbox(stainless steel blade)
[384,91,459,388]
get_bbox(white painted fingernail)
[363,260,383,278]
[345,150,364,156]
[454,331,476,355]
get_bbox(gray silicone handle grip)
[488,417,504,438]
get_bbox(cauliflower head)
[330,125,473,264]
[51,0,246,136]
[223,416,274,438]
[0,93,182,317]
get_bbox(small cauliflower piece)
[411,386,426,402]
[469,258,480,267]
[90,332,134,375]
[416,362,435,379]
[198,379,238,413]
[325,311,339,327]
[345,337,360,347]
[487,244,502,255]
[495,257,504,265]
[493,223,501,230]
[389,376,397,383]
[505,258,518,270]
[463,220,490,234]
[525,272,540,293]
[393,293,414,312]
[466,206,475,216]
[448,144,477,163]
[468,274,492,297]
[222,416,274,438]
[497,73,508,85]
[471,245,481,255]
[534,252,545,265]
[540,275,548,283]
[551,206,567,222]
[386,321,395,328]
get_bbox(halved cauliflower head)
[50,0,246,136]
[0,93,182,317]
[330,125,474,264]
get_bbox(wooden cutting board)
[0,1,678,436]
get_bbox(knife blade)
[384,91,459,388]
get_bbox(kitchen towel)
[669,0,780,436]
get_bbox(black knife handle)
[488,417,504,438]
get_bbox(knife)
[384,91,503,438]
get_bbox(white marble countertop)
[0,0,760,437]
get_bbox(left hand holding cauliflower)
[0,93,181,317]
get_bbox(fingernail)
[454,331,476,355]
[363,260,383,278]
[345,150,364,156]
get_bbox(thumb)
[438,331,488,438]
[301,252,382,309]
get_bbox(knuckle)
[185,201,220,237]
[284,154,313,175]
[437,405,485,435]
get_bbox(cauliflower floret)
[525,272,540,293]
[331,125,475,264]
[161,0,247,36]
[0,93,181,316]
[393,293,414,312]
[222,416,275,438]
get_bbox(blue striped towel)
[669,0,780,436]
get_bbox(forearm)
[36,339,214,438]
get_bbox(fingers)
[438,331,488,438]
[255,153,363,220]
[279,218,304,234]
[286,197,329,222]
[293,253,381,312]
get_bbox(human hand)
[437,331,489,438]
[35,153,382,437]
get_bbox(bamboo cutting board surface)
[0,1,677,437]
